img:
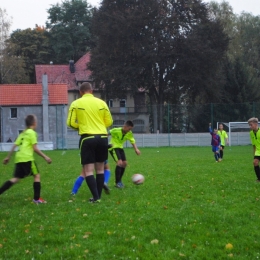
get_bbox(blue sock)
[104,169,111,184]
[214,154,218,161]
[72,176,84,194]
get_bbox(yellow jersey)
[67,93,113,134]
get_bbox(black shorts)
[221,145,225,149]
[109,148,126,162]
[14,161,39,178]
[80,134,108,165]
[254,156,260,160]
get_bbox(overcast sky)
[1,0,260,33]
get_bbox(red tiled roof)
[0,84,68,106]
[35,53,92,91]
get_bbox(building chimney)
[69,60,75,73]
[42,74,50,141]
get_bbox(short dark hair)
[80,82,93,93]
[125,120,134,127]
[25,115,36,127]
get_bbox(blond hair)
[248,117,258,124]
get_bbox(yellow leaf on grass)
[225,243,233,250]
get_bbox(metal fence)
[65,132,251,150]
[0,102,256,150]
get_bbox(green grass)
[0,146,260,259]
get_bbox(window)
[120,99,126,113]
[18,130,23,134]
[10,108,17,119]
[108,99,113,108]
[120,99,126,108]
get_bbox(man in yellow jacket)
[67,82,113,203]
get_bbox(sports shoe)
[103,183,110,194]
[33,198,47,204]
[89,198,101,203]
[115,182,124,188]
[70,192,76,196]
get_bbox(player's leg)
[71,169,85,195]
[220,145,224,159]
[0,178,18,195]
[212,146,218,162]
[103,161,111,194]
[119,160,127,186]
[80,136,100,202]
[31,161,46,204]
[0,163,24,196]
[104,161,110,184]
[253,157,260,181]
[109,148,123,188]
[94,136,108,200]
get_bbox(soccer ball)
[132,174,145,185]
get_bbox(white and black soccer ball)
[132,174,145,185]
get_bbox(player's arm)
[132,143,141,155]
[209,123,213,134]
[253,145,256,156]
[33,144,52,164]
[225,133,229,145]
[3,144,17,164]
[103,104,113,128]
[67,102,79,130]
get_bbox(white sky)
[1,0,260,33]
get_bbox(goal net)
[217,122,251,146]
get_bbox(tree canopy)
[46,0,93,63]
[89,0,229,132]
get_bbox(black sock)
[254,166,260,180]
[85,176,99,201]
[0,180,14,195]
[120,167,125,181]
[220,150,223,159]
[96,174,104,199]
[33,182,41,200]
[115,166,121,183]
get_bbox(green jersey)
[14,129,37,163]
[109,127,135,149]
[217,130,228,146]
[250,129,260,156]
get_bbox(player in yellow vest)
[67,82,113,203]
[0,115,52,203]
[109,121,141,188]
[248,117,260,182]
[217,123,229,160]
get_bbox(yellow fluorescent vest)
[67,93,113,134]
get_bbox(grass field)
[0,146,259,259]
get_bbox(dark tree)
[46,0,93,63]
[89,0,229,132]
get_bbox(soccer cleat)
[33,198,47,204]
[89,198,100,203]
[103,183,110,194]
[218,158,222,162]
[115,182,124,188]
[70,192,76,196]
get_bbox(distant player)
[109,120,141,188]
[0,115,52,203]
[248,117,260,182]
[218,123,229,159]
[209,123,221,162]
